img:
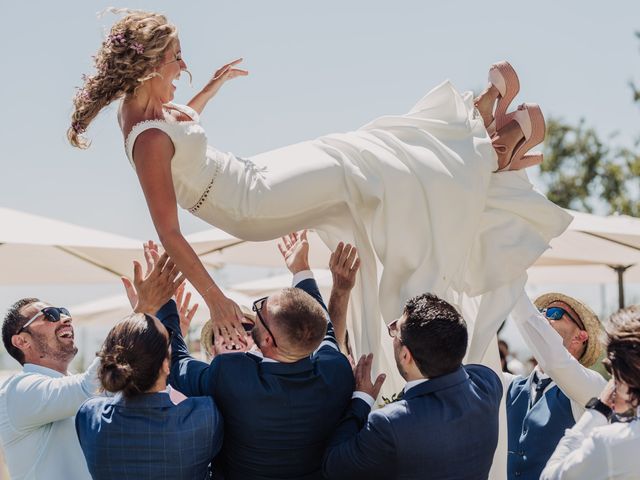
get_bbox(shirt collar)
[533,366,549,381]
[247,349,280,363]
[23,363,67,378]
[404,378,428,393]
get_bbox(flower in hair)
[107,32,127,47]
[75,88,91,101]
[130,42,145,55]
[72,122,86,134]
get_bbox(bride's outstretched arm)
[132,128,246,344]
[187,58,248,115]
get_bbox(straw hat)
[200,305,256,356]
[534,292,604,368]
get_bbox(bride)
[68,10,570,375]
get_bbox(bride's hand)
[208,294,247,345]
[202,58,249,98]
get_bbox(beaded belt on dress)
[187,157,221,214]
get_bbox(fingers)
[176,283,185,306]
[121,276,137,309]
[132,261,142,285]
[372,373,387,398]
[228,57,243,67]
[187,302,199,322]
[352,257,361,273]
[143,242,153,275]
[277,241,288,258]
[300,229,308,242]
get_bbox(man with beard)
[160,232,358,480]
[0,248,180,480]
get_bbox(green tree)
[539,31,640,215]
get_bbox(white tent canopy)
[0,207,146,284]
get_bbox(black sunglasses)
[252,296,278,348]
[18,307,71,334]
[540,306,585,331]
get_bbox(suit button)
[515,472,521,477]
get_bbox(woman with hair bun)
[70,9,570,384]
[75,313,222,480]
[542,306,640,479]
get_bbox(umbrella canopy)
[0,207,146,284]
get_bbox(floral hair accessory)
[72,122,86,134]
[107,32,127,47]
[130,42,145,55]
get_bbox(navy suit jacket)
[76,390,222,480]
[323,365,502,480]
[159,278,354,480]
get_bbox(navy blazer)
[159,278,354,480]
[323,365,502,480]
[76,390,222,480]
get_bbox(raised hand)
[208,294,247,346]
[329,242,360,293]
[203,58,249,98]
[354,353,386,400]
[176,283,199,338]
[277,230,311,275]
[121,241,185,314]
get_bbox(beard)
[31,331,78,363]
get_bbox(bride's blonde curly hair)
[68,9,178,148]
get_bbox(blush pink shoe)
[486,61,520,135]
[494,103,545,172]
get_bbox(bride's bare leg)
[492,120,524,171]
[474,85,499,129]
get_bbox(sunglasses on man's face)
[540,306,585,330]
[18,307,71,334]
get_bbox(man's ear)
[401,344,412,364]
[11,334,29,353]
[575,329,589,345]
[162,357,170,376]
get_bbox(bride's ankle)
[474,85,499,127]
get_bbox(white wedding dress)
[126,80,571,395]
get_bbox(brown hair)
[270,288,328,355]
[98,313,170,397]
[2,298,40,365]
[604,305,640,407]
[68,9,177,148]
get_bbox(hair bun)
[99,356,135,394]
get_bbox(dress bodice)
[125,102,228,214]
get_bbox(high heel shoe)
[486,61,520,135]
[494,103,545,172]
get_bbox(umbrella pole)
[611,265,632,310]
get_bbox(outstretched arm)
[187,58,248,115]
[510,290,606,406]
[328,242,360,352]
[133,129,245,345]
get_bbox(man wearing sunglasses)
[160,231,359,480]
[0,249,180,480]
[504,290,608,480]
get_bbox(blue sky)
[1,1,639,359]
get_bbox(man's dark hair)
[2,298,40,365]
[270,288,328,356]
[401,293,468,378]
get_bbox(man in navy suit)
[323,293,503,480]
[159,232,358,480]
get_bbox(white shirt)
[541,409,640,480]
[0,358,100,480]
[505,293,607,420]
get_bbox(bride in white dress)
[69,10,570,386]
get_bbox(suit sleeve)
[157,300,216,398]
[323,399,396,480]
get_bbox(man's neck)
[24,358,69,375]
[259,346,305,363]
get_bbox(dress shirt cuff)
[292,270,314,286]
[352,391,375,408]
